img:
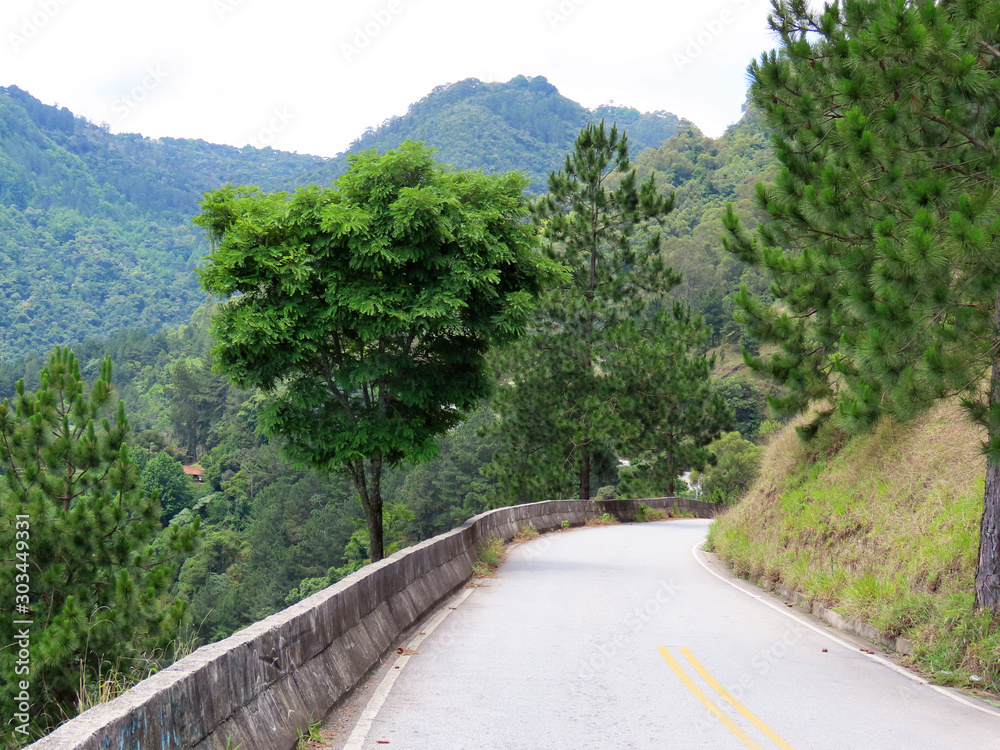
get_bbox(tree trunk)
[580,448,591,500]
[975,311,1000,612]
[351,455,385,563]
[975,457,1000,612]
[666,449,676,496]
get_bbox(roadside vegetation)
[472,537,508,578]
[709,402,999,694]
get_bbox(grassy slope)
[708,400,1000,694]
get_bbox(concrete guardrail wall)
[29,496,717,750]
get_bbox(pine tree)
[616,302,733,498]
[723,0,1000,611]
[489,122,730,501]
[0,347,199,741]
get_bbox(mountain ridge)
[0,77,739,360]
[301,75,682,192]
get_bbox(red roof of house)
[182,465,205,477]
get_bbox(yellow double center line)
[658,646,796,750]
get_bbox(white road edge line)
[342,587,476,750]
[691,541,1000,719]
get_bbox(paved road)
[346,520,1000,749]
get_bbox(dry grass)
[709,400,999,692]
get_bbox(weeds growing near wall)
[472,537,507,577]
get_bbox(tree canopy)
[489,122,730,501]
[724,0,1000,611]
[0,347,198,740]
[196,141,561,560]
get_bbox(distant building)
[182,464,206,483]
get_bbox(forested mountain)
[0,78,773,363]
[299,75,682,193]
[0,78,682,360]
[632,107,776,345]
[0,86,322,359]
[0,98,777,633]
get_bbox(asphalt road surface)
[343,519,1000,749]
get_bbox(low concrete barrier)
[29,496,716,750]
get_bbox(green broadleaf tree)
[489,122,730,501]
[689,431,763,505]
[0,347,199,743]
[137,449,196,525]
[723,0,1000,611]
[195,141,561,562]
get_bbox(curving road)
[342,519,1000,749]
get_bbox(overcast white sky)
[1,0,779,158]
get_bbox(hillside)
[300,76,682,193]
[0,86,325,224]
[0,86,322,359]
[631,106,776,337]
[0,80,768,361]
[708,404,998,694]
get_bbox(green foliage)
[631,110,775,336]
[757,419,783,439]
[615,302,734,498]
[0,79,762,361]
[690,431,762,504]
[1,314,486,644]
[0,347,199,741]
[179,468,360,638]
[197,141,559,561]
[166,358,230,460]
[588,511,618,526]
[713,375,766,440]
[724,0,1000,427]
[472,536,506,576]
[296,719,323,747]
[491,122,727,501]
[387,405,500,538]
[594,485,618,502]
[285,502,416,605]
[0,87,321,360]
[723,0,1000,610]
[137,449,196,524]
